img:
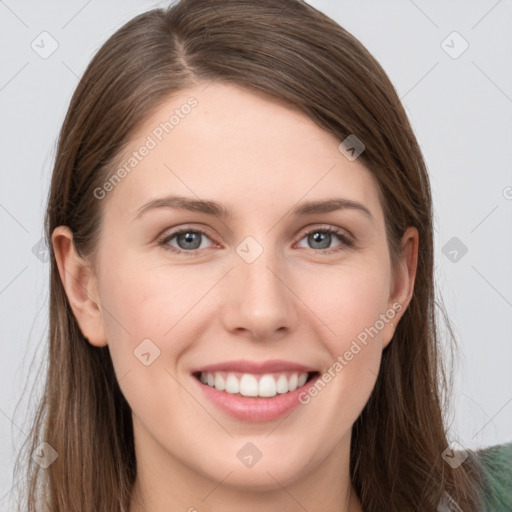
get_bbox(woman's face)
[55,83,417,504]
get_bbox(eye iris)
[309,231,331,249]
[177,232,201,250]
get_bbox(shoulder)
[475,442,512,511]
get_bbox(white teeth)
[288,373,298,392]
[239,374,259,397]
[225,373,240,394]
[258,374,277,397]
[214,373,225,391]
[199,371,309,397]
[276,374,289,393]
[298,372,308,387]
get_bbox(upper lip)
[192,359,317,375]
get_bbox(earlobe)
[52,226,108,347]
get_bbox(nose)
[220,250,299,342]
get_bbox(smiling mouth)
[193,371,319,398]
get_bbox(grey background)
[1,0,511,508]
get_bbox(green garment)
[477,442,512,511]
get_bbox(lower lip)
[192,374,320,422]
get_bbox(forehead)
[103,82,384,226]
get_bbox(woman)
[16,0,511,510]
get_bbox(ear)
[382,226,419,349]
[52,226,108,347]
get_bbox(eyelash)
[158,225,353,257]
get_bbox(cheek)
[95,255,227,394]
[294,256,391,353]
[98,257,212,341]
[293,258,391,407]
[95,259,209,433]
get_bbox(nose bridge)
[222,236,298,339]
[240,248,282,301]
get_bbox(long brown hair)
[15,0,484,510]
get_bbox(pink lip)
[191,369,320,423]
[191,359,317,375]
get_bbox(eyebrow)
[134,195,373,222]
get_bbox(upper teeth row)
[199,372,309,397]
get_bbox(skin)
[53,83,418,512]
